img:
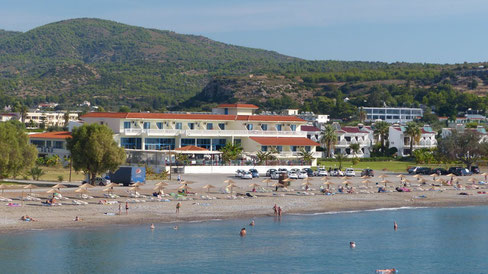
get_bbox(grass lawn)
[19,166,86,182]
[317,160,417,173]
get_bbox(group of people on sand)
[273,204,283,216]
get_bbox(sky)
[0,0,487,63]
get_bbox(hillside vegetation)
[0,18,487,118]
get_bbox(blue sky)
[0,0,487,63]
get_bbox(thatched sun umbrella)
[155,182,169,187]
[361,179,373,187]
[52,184,66,190]
[467,177,477,184]
[249,183,261,191]
[80,183,95,189]
[322,181,334,189]
[342,180,352,187]
[75,187,89,198]
[46,188,57,194]
[226,183,238,193]
[202,184,216,193]
[132,182,144,187]
[378,174,388,179]
[380,180,392,187]
[0,184,10,194]
[23,184,37,193]
[261,178,272,187]
[223,179,235,185]
[430,173,438,180]
[481,172,488,182]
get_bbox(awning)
[250,137,319,146]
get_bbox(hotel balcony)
[335,140,371,148]
[122,129,307,137]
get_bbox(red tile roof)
[81,112,305,122]
[250,137,319,146]
[29,131,71,139]
[340,126,368,133]
[301,125,321,132]
[174,145,208,151]
[216,104,259,109]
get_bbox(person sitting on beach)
[378,186,386,193]
[74,216,82,222]
[347,187,355,194]
[338,186,344,193]
[21,215,37,222]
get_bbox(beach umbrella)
[23,184,37,193]
[46,189,57,194]
[129,186,140,192]
[361,175,370,179]
[152,185,165,195]
[0,184,10,194]
[378,174,388,179]
[380,180,392,187]
[342,180,352,187]
[322,181,334,189]
[301,181,313,186]
[413,174,422,179]
[446,173,456,178]
[106,182,120,188]
[434,178,445,184]
[75,187,88,198]
[481,172,488,181]
[180,180,193,185]
[361,179,373,187]
[80,183,95,189]
[223,179,235,185]
[155,181,169,187]
[225,183,238,193]
[271,182,284,189]
[202,184,216,193]
[249,183,261,190]
[261,178,272,187]
[468,177,477,184]
[52,184,66,190]
[132,182,144,187]
[282,177,293,183]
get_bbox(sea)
[1,206,488,273]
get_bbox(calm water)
[1,206,488,273]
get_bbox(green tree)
[119,106,131,112]
[320,125,338,158]
[405,122,422,155]
[67,123,126,185]
[63,111,70,127]
[465,122,478,129]
[298,147,314,164]
[28,166,45,181]
[437,130,484,169]
[219,143,243,164]
[256,151,276,165]
[349,143,360,157]
[0,121,38,178]
[373,121,390,155]
[334,153,347,170]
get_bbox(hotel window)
[197,139,211,149]
[206,123,213,130]
[143,122,150,129]
[212,139,227,151]
[305,146,311,152]
[276,124,282,131]
[31,140,45,148]
[291,146,298,152]
[276,146,283,152]
[156,122,163,129]
[124,122,131,129]
[218,123,225,130]
[290,125,296,131]
[224,108,229,115]
[145,138,175,150]
[120,138,142,149]
[261,124,268,131]
[188,123,195,130]
[246,124,253,130]
[175,122,182,129]
[234,139,241,146]
[181,138,195,147]
[54,141,64,149]
[261,146,268,152]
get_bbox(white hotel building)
[80,104,320,173]
[363,107,423,124]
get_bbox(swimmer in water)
[240,228,247,237]
[173,225,179,230]
[250,220,255,226]
[394,221,398,231]
[150,223,155,230]
[350,241,356,248]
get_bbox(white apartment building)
[29,131,71,161]
[334,126,374,158]
[24,111,79,127]
[80,104,320,171]
[389,125,437,157]
[441,125,488,142]
[364,107,423,124]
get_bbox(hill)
[0,18,487,119]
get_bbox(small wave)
[289,206,428,216]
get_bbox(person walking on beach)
[273,204,278,215]
[394,221,398,231]
[125,202,129,215]
[118,204,121,215]
[176,202,181,214]
[177,174,181,182]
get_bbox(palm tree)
[349,143,360,157]
[373,121,390,155]
[256,151,276,165]
[219,143,243,164]
[405,122,422,156]
[20,105,28,124]
[298,147,314,164]
[63,111,71,127]
[320,125,338,158]
[359,107,367,123]
[334,153,347,170]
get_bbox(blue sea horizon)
[1,206,487,273]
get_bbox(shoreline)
[2,191,488,234]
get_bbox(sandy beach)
[1,172,488,232]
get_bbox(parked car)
[298,171,308,179]
[266,169,277,177]
[302,168,315,177]
[317,168,328,176]
[471,166,480,174]
[271,171,282,180]
[278,168,288,173]
[432,168,448,175]
[408,166,421,174]
[360,169,374,177]
[415,167,432,175]
[330,168,344,177]
[290,168,300,173]
[345,168,355,177]
[241,171,253,179]
[235,169,245,178]
[249,169,260,178]
[288,172,299,179]
[448,167,472,176]
[95,177,110,186]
